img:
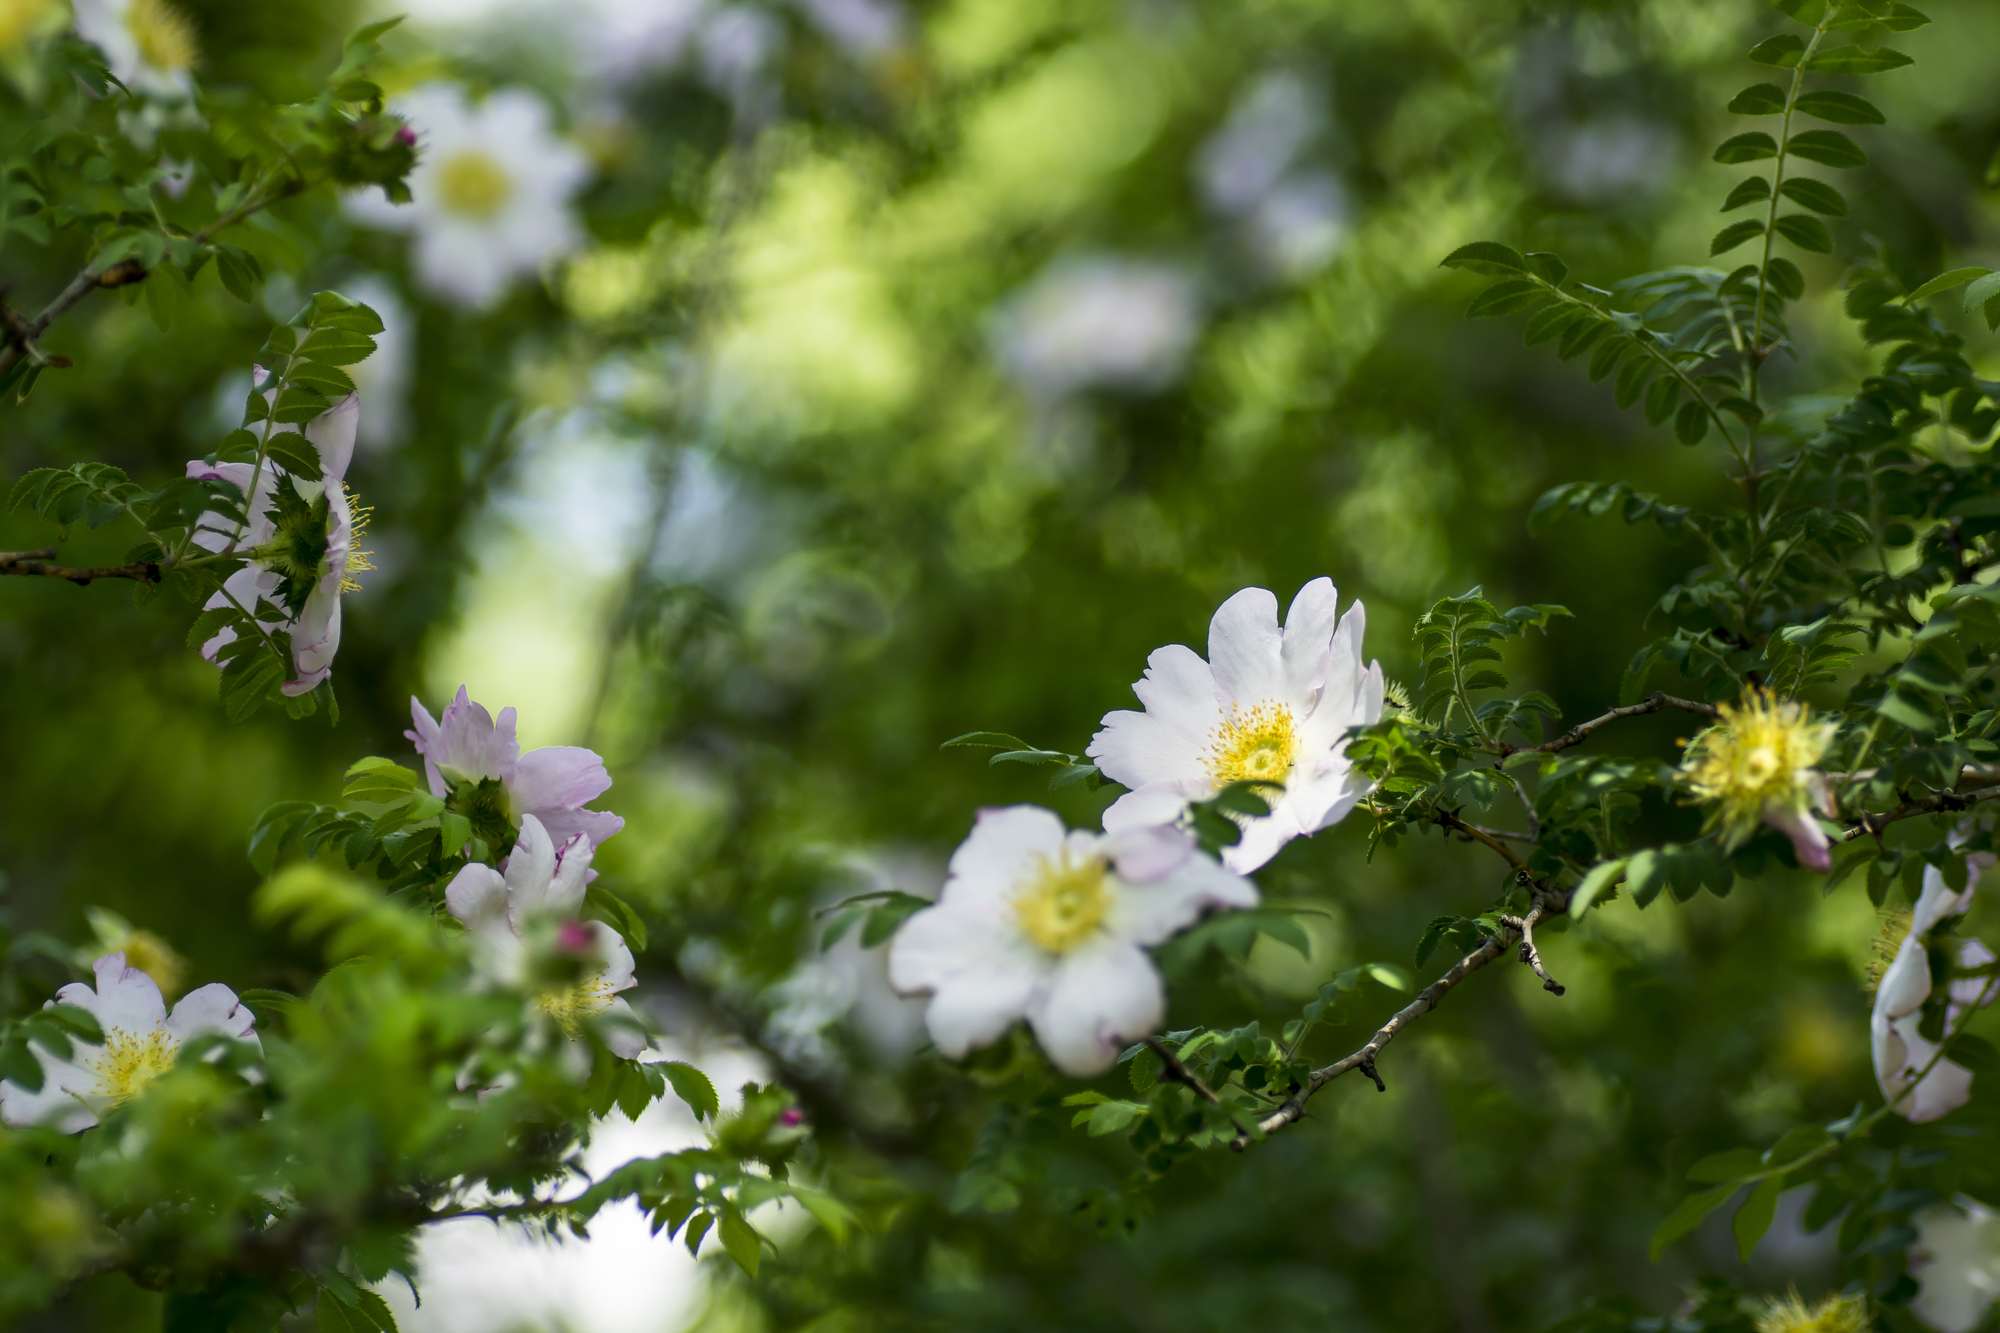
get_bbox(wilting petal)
[1028,939,1163,1076]
[280,588,340,696]
[546,832,594,916]
[531,807,626,852]
[306,393,360,484]
[1764,803,1832,872]
[502,816,562,916]
[406,697,448,797]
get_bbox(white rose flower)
[347,83,589,309]
[0,953,258,1133]
[1912,1198,2000,1333]
[72,0,198,97]
[444,814,647,1059]
[887,805,1257,1077]
[1088,578,1384,874]
[1873,859,2000,1123]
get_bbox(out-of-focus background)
[6,0,2000,1328]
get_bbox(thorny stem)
[1144,1037,1221,1106]
[0,547,160,585]
[1232,933,1512,1149]
[1496,690,1719,762]
[1842,783,2000,843]
[1498,903,1564,995]
[1435,808,1526,871]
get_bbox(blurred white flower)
[0,953,258,1133]
[696,5,783,116]
[1196,70,1349,278]
[340,275,412,448]
[888,807,1255,1076]
[1872,856,1999,1123]
[72,0,197,97]
[1912,1199,2000,1332]
[1196,71,1323,216]
[575,0,709,82]
[348,83,589,309]
[793,0,902,56]
[1244,171,1349,279]
[993,256,1199,398]
[1089,579,1383,874]
[445,815,647,1059]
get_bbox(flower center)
[339,484,375,596]
[435,150,513,220]
[447,775,517,853]
[1206,700,1299,788]
[127,0,198,74]
[534,970,615,1037]
[1013,851,1113,955]
[90,1029,179,1106]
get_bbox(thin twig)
[1497,690,1719,761]
[0,547,160,585]
[1232,935,1510,1149]
[1843,784,2000,843]
[1436,808,1527,871]
[0,261,146,378]
[1143,1036,1220,1105]
[1498,904,1564,995]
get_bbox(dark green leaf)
[1794,90,1885,125]
[1722,176,1772,211]
[1909,267,1993,302]
[1765,257,1804,300]
[1467,280,1546,318]
[1774,213,1833,253]
[941,731,1032,751]
[264,434,325,481]
[1439,242,1527,274]
[1787,130,1868,168]
[1711,219,1766,255]
[661,1061,719,1120]
[1714,132,1779,164]
[1727,83,1786,114]
[1675,401,1710,445]
[1523,251,1567,285]
[1807,45,1912,73]
[1733,1175,1785,1261]
[1651,1182,1740,1260]
[1747,34,1806,66]
[1779,177,1847,216]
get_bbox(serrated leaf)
[718,1208,762,1276]
[288,362,358,396]
[1722,176,1772,211]
[264,433,325,481]
[1807,45,1912,73]
[660,1061,719,1120]
[1439,241,1527,274]
[1727,83,1786,115]
[1908,267,1993,303]
[1786,130,1868,168]
[1714,132,1779,164]
[1765,257,1804,300]
[1523,251,1567,285]
[1774,213,1833,254]
[297,328,379,365]
[1711,219,1766,255]
[1467,280,1545,318]
[1794,90,1885,125]
[1779,177,1847,217]
[1733,1175,1784,1261]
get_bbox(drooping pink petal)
[511,745,614,815]
[532,807,626,852]
[406,697,448,797]
[1764,803,1832,872]
[1028,939,1163,1076]
[280,589,340,696]
[546,832,594,916]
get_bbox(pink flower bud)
[780,1108,804,1127]
[556,921,594,954]
[395,125,417,147]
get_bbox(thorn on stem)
[1358,1058,1386,1093]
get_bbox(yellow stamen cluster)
[534,971,616,1038]
[1755,1289,1869,1333]
[435,150,513,220]
[126,0,198,75]
[1865,907,1913,998]
[90,1029,180,1107]
[1206,700,1299,789]
[1682,690,1836,844]
[1013,850,1113,955]
[340,485,375,596]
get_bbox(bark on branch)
[0,548,161,585]
[1497,690,1719,761]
